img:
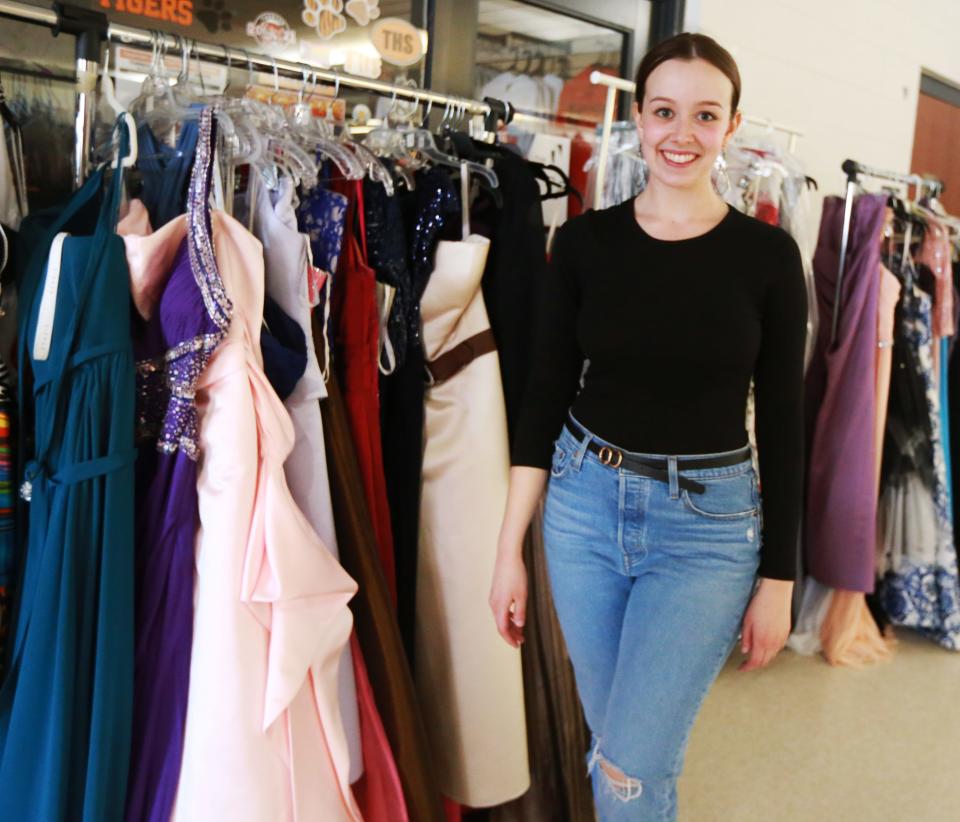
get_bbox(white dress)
[254,177,363,782]
[417,233,530,806]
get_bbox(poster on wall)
[68,0,425,85]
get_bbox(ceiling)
[478,0,622,43]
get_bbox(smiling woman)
[490,31,808,822]
[630,34,742,238]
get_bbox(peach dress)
[160,154,362,818]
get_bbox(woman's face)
[634,57,741,191]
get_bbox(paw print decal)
[302,0,347,40]
[196,0,233,33]
[345,0,379,26]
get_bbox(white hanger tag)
[34,232,70,362]
[460,160,470,240]
[212,146,226,211]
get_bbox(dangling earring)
[712,149,731,196]
[636,146,648,193]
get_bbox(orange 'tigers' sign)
[98,0,194,27]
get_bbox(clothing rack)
[830,159,944,346]
[588,70,804,209]
[0,0,512,188]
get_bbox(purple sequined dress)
[118,108,230,822]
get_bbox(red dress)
[350,634,408,821]
[329,180,408,820]
[331,180,398,605]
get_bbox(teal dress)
[0,123,135,820]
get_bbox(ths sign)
[98,0,193,26]
[370,18,423,67]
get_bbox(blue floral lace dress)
[877,264,960,649]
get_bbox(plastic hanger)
[407,98,499,188]
[0,72,27,219]
[130,36,242,172]
[536,163,582,205]
[262,58,318,188]
[130,32,195,131]
[340,131,395,194]
[0,74,18,131]
[0,222,7,277]
[0,205,6,332]
[321,68,393,191]
[362,88,420,190]
[223,55,320,192]
[216,50,266,167]
[364,88,418,161]
[288,68,364,182]
[520,49,533,76]
[217,52,294,190]
[96,49,138,168]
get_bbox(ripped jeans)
[544,418,761,820]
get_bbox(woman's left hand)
[738,578,793,672]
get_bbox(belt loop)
[668,457,679,499]
[571,426,592,472]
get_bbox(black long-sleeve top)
[512,199,808,580]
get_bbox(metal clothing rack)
[588,70,804,209]
[0,0,512,188]
[830,159,943,346]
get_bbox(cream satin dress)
[417,233,530,807]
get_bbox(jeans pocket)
[550,443,571,479]
[680,472,758,520]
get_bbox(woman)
[489,32,807,821]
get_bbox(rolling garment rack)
[0,0,514,188]
[587,70,805,209]
[831,159,944,346]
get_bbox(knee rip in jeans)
[588,741,643,802]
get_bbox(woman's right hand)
[489,549,528,648]
[490,465,548,648]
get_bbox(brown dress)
[318,346,444,821]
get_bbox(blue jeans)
[543,417,761,821]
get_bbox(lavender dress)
[804,194,885,591]
[120,110,230,822]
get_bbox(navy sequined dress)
[376,168,459,655]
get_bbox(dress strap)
[187,106,232,332]
[355,180,369,264]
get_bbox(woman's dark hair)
[634,33,741,113]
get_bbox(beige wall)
[683,0,960,223]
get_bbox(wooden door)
[911,76,960,215]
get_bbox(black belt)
[565,418,751,496]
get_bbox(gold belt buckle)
[598,446,623,468]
